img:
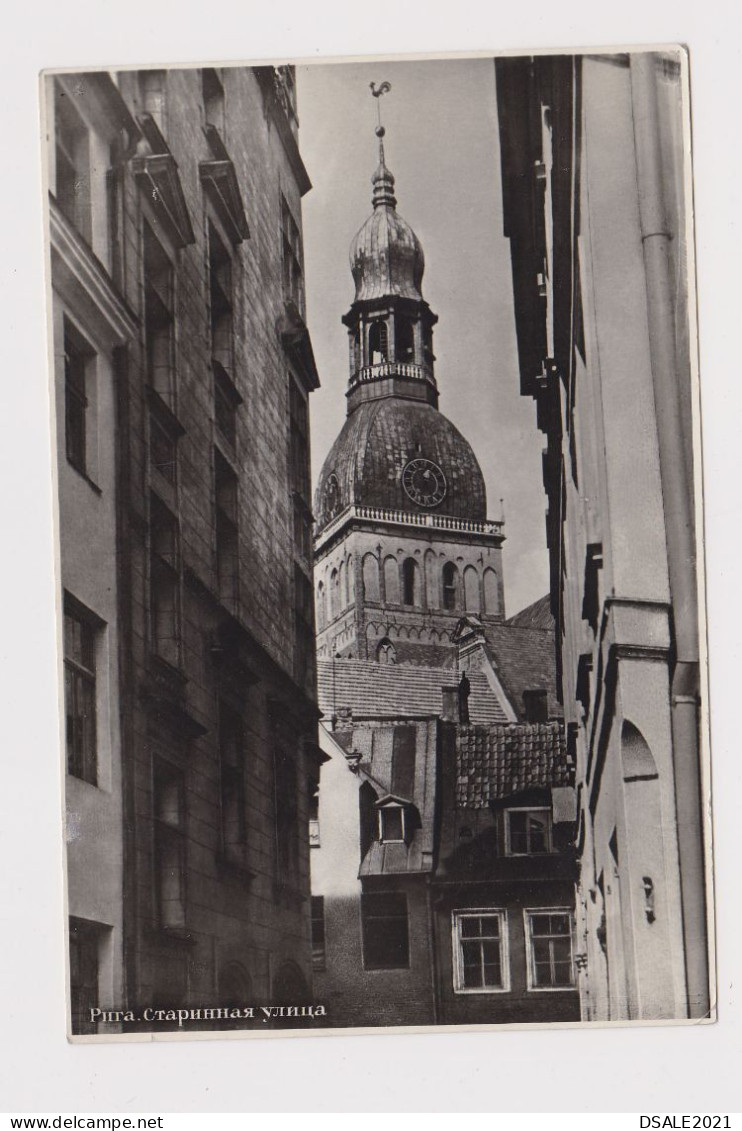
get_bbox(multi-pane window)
[64,319,94,475]
[506,808,552,855]
[452,910,508,993]
[209,222,233,372]
[218,701,245,864]
[143,223,175,408]
[361,891,409,970]
[150,495,180,666]
[281,196,304,312]
[310,895,326,971]
[54,82,91,240]
[308,784,320,847]
[288,379,310,501]
[63,600,97,784]
[525,911,575,989]
[69,919,99,1034]
[215,450,239,607]
[153,758,186,929]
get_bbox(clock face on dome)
[402,458,447,508]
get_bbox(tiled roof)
[506,594,554,631]
[484,621,562,720]
[316,658,510,725]
[456,721,572,807]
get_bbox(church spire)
[370,81,397,210]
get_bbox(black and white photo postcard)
[41,47,715,1041]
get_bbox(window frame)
[504,806,553,856]
[523,908,576,992]
[310,895,326,971]
[378,804,406,845]
[360,890,410,971]
[63,595,99,785]
[152,756,187,931]
[451,908,510,995]
[63,318,96,479]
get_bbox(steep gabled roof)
[316,658,511,725]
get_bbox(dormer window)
[379,805,405,843]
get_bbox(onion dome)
[349,136,425,303]
[314,398,487,534]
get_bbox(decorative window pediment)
[131,114,195,248]
[199,124,250,245]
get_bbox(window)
[379,805,405,843]
[308,784,320,847]
[281,196,304,311]
[63,599,98,784]
[64,319,94,476]
[202,68,225,134]
[383,557,400,604]
[402,557,419,606]
[293,496,312,565]
[294,564,314,683]
[452,910,509,993]
[361,891,409,970]
[316,582,326,631]
[69,919,99,1034]
[362,554,380,602]
[214,363,239,447]
[54,82,91,240]
[149,412,177,484]
[288,378,310,502]
[464,565,480,612]
[141,70,167,131]
[368,320,388,364]
[442,562,458,611]
[396,316,415,362]
[483,567,499,614]
[143,223,175,408]
[376,638,396,665]
[218,701,245,863]
[273,746,299,885]
[150,495,180,665]
[153,758,186,929]
[215,451,239,606]
[311,896,326,971]
[525,910,575,990]
[209,222,233,372]
[506,808,552,855]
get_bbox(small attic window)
[379,805,405,843]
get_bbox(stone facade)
[496,51,710,1021]
[45,65,321,1033]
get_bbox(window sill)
[66,459,102,496]
[453,986,511,995]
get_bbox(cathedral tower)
[314,100,506,664]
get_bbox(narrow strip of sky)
[296,58,549,615]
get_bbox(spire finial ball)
[375,125,385,138]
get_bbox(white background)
[1,0,740,1114]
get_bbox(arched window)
[362,553,380,602]
[384,556,400,604]
[337,561,345,611]
[464,565,480,612]
[376,637,396,665]
[442,562,458,610]
[425,550,438,608]
[329,568,339,620]
[369,320,388,364]
[483,568,499,614]
[346,556,354,604]
[316,582,325,630]
[396,316,415,362]
[402,557,419,606]
[353,332,361,372]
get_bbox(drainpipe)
[630,52,709,1019]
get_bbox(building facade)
[309,122,579,1028]
[46,65,322,1033]
[496,51,711,1021]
